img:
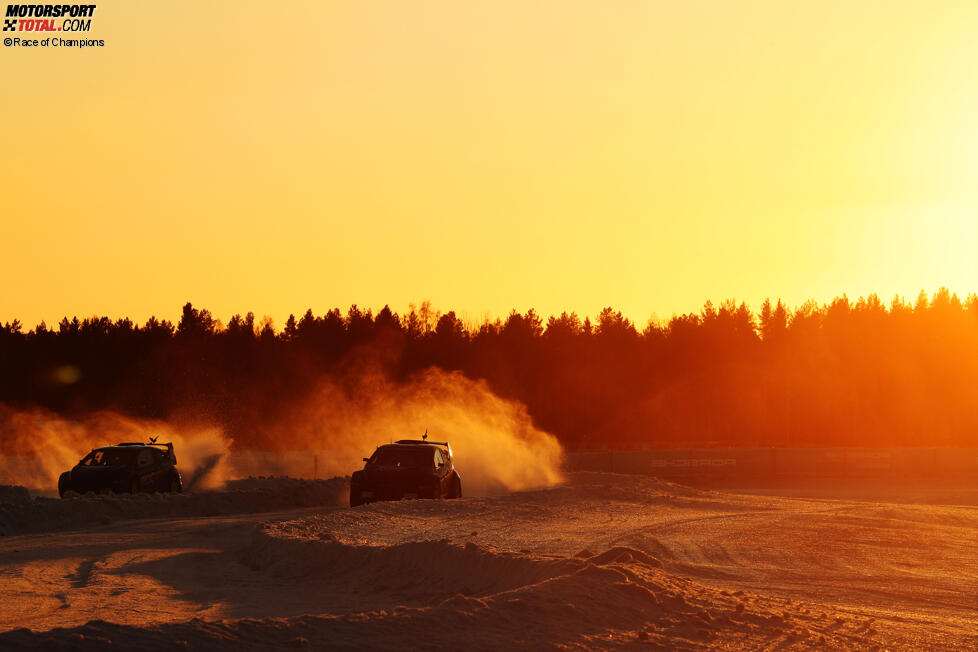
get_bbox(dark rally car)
[58,441,183,497]
[350,438,462,507]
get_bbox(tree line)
[2,289,977,450]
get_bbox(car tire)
[350,471,366,507]
[168,473,182,493]
[451,473,462,499]
[58,473,69,499]
[350,486,364,508]
[130,477,141,495]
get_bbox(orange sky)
[2,0,977,330]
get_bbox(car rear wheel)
[58,474,69,499]
[168,473,182,493]
[445,472,461,499]
[130,477,141,495]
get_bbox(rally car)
[58,440,183,497]
[350,436,462,507]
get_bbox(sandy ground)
[0,473,976,650]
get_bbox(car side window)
[137,449,153,467]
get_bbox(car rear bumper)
[64,470,132,494]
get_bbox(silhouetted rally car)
[58,440,183,497]
[350,437,462,507]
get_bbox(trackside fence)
[565,448,978,481]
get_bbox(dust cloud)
[0,406,232,493]
[250,368,565,495]
[0,369,564,496]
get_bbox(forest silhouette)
[2,289,977,452]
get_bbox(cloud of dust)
[251,367,565,495]
[0,405,232,494]
[0,369,564,496]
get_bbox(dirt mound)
[245,525,586,602]
[0,534,876,650]
[0,477,348,536]
[0,486,31,506]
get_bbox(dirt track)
[1,473,976,650]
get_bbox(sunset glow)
[4,5,978,647]
[3,0,977,328]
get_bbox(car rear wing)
[395,439,453,457]
[116,440,177,465]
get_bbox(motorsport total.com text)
[5,4,96,33]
